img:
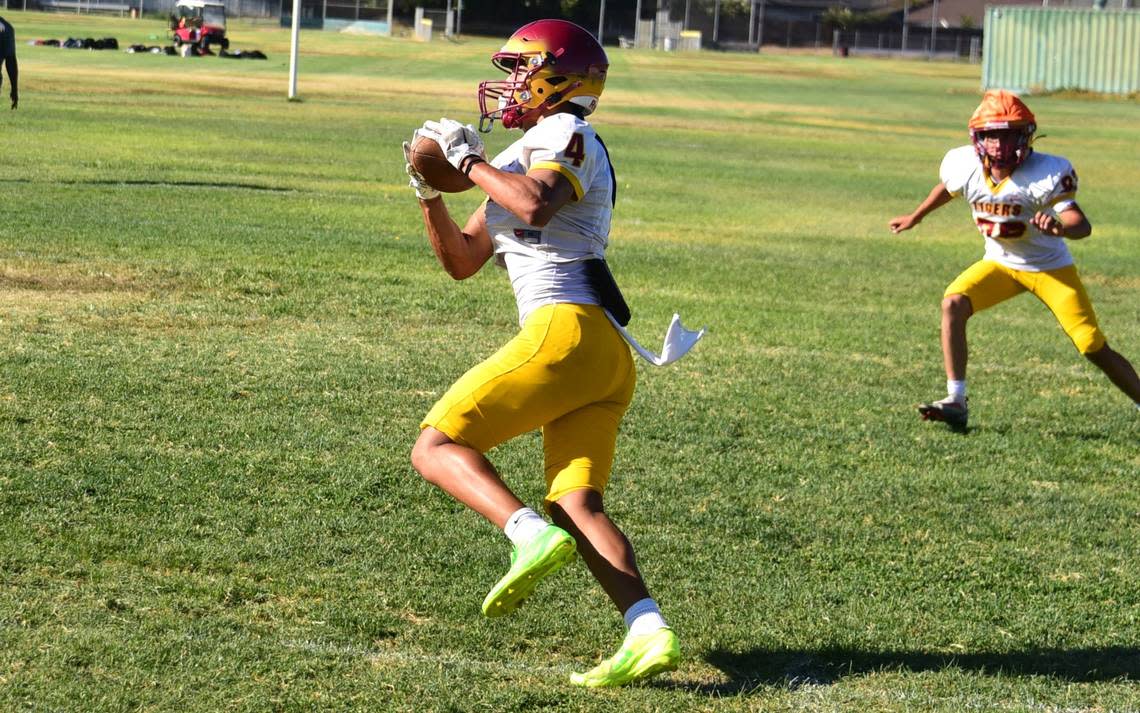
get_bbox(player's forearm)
[467,163,557,227]
[1036,207,1093,241]
[1060,215,1092,240]
[910,184,954,222]
[419,199,488,280]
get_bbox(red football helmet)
[477,19,609,132]
[969,90,1037,170]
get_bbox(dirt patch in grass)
[0,266,146,294]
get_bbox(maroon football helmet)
[477,19,609,132]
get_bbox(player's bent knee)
[410,427,446,479]
[410,438,430,478]
[942,294,973,320]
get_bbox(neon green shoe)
[570,628,680,687]
[481,525,576,618]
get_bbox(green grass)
[2,10,1139,712]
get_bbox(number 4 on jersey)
[565,133,585,167]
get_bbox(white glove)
[422,118,486,171]
[402,140,440,201]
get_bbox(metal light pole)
[748,0,756,45]
[598,0,605,41]
[288,0,301,99]
[929,0,938,56]
[713,0,720,43]
[684,0,691,30]
[757,0,766,50]
[901,0,908,52]
[634,0,642,46]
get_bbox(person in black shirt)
[0,16,18,109]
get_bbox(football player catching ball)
[890,90,1140,429]
[403,20,679,687]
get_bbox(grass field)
[1,10,1138,712]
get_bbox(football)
[409,135,476,194]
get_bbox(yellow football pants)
[421,303,636,504]
[945,260,1106,354]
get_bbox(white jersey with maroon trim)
[940,145,1079,272]
[484,112,616,324]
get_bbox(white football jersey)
[484,112,616,324]
[940,145,1079,271]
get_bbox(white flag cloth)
[606,312,706,367]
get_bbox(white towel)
[607,312,706,367]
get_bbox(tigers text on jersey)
[940,145,1079,272]
[484,112,616,325]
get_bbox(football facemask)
[968,90,1037,170]
[972,127,1034,170]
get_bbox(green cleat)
[570,628,680,688]
[481,525,576,618]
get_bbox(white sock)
[503,507,548,547]
[947,379,967,404]
[623,597,668,639]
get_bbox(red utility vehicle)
[170,1,230,52]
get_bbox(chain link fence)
[610,1,981,62]
[833,29,982,61]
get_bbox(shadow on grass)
[666,646,1140,694]
[968,423,1115,441]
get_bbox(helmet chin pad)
[567,95,598,114]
